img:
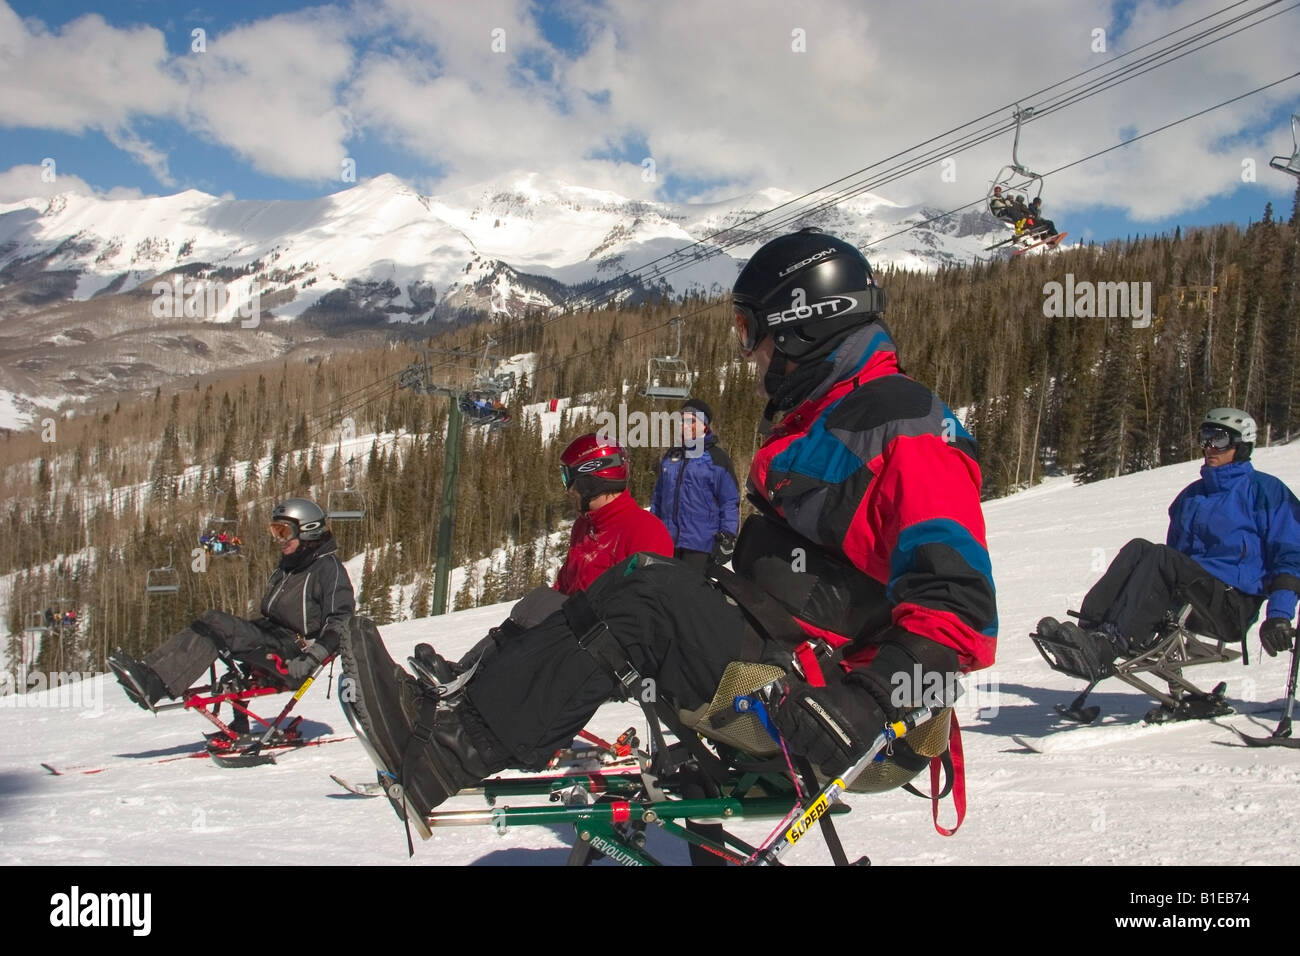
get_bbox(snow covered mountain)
[3,441,1298,867]
[0,173,1008,427]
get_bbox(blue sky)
[1,0,1297,244]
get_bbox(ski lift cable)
[528,0,1295,314]
[711,0,1298,251]
[524,0,1289,317]
[598,22,1298,297]
[644,0,1300,277]
[530,66,1299,385]
[862,69,1300,250]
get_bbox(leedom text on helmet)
[777,246,842,279]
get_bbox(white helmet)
[1201,408,1256,443]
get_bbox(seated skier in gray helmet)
[109,498,355,717]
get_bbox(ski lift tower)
[396,345,473,616]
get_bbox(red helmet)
[560,433,627,483]
[560,434,627,506]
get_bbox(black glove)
[851,628,962,720]
[710,531,737,566]
[1260,618,1295,657]
[771,673,886,774]
[286,655,317,680]
[286,641,331,680]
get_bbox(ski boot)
[107,649,167,712]
[339,620,505,842]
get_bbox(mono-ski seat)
[1032,603,1244,724]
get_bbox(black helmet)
[270,498,328,541]
[732,229,886,361]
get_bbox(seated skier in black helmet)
[109,498,355,716]
[338,228,997,843]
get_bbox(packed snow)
[2,443,1299,866]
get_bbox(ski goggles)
[268,521,297,542]
[560,453,624,489]
[733,303,765,356]
[1197,425,1236,451]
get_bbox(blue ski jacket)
[1167,460,1300,621]
[650,432,740,554]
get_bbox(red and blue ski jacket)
[746,323,997,674]
[1167,461,1300,621]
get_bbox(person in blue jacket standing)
[650,398,741,571]
[1073,408,1300,659]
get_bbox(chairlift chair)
[1269,114,1300,178]
[327,490,366,521]
[200,513,243,556]
[986,105,1045,212]
[146,547,181,595]
[642,316,694,401]
[327,457,366,521]
[24,611,48,635]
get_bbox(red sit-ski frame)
[156,653,335,757]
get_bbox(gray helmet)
[271,498,328,541]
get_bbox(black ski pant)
[1078,538,1261,646]
[465,554,778,770]
[145,610,299,698]
[674,548,711,572]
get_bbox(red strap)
[930,714,966,836]
[794,642,826,687]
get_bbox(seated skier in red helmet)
[408,434,672,684]
[553,433,674,594]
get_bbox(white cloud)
[177,10,358,182]
[0,0,1296,217]
[0,164,148,203]
[0,7,183,130]
[0,3,357,185]
[359,0,1299,216]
